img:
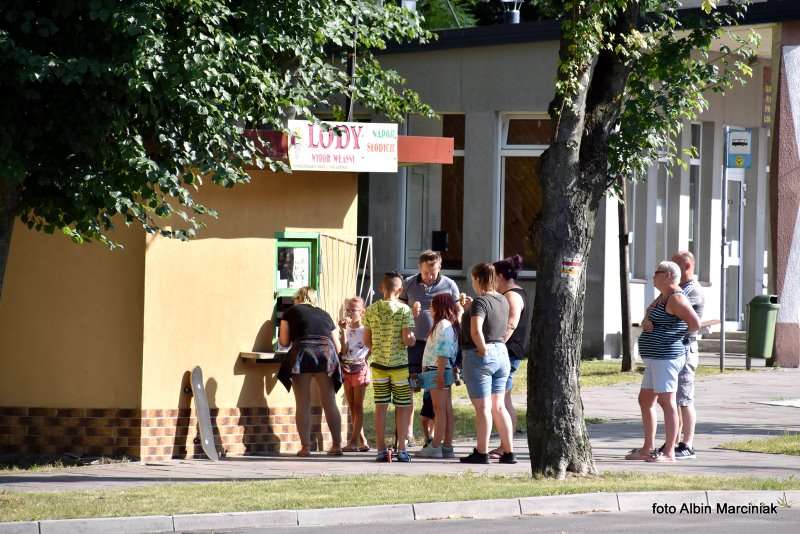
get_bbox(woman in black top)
[459,263,517,465]
[278,287,343,457]
[493,255,531,450]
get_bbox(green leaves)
[1,0,431,247]
[701,1,718,15]
[543,0,755,187]
[608,1,756,182]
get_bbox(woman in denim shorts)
[459,263,516,465]
[627,261,700,463]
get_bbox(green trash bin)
[746,295,780,359]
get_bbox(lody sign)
[287,120,398,173]
[726,128,752,169]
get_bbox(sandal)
[326,448,344,456]
[342,444,360,452]
[358,445,370,452]
[488,447,504,459]
[624,448,654,461]
[296,448,311,458]
[646,451,676,463]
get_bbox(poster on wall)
[287,120,398,173]
[277,247,310,289]
[290,248,309,289]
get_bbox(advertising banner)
[287,120,398,173]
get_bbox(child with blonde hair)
[338,296,371,452]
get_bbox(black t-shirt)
[282,304,335,342]
[461,293,509,349]
[504,287,532,359]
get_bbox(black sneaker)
[459,448,489,464]
[498,452,518,464]
[674,442,696,459]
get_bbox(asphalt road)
[180,510,800,534]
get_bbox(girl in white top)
[416,293,460,458]
[338,297,371,452]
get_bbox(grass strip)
[2,472,798,522]
[718,433,800,456]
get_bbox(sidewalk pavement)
[1,490,798,533]
[1,368,798,493]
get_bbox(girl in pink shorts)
[339,297,371,452]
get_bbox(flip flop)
[296,448,311,458]
[342,444,360,452]
[326,449,344,456]
[358,445,370,452]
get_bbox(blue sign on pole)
[726,128,752,168]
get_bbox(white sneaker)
[416,445,443,458]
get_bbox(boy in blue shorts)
[363,272,416,462]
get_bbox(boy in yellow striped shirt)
[363,272,416,462]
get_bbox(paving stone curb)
[519,492,619,515]
[39,515,174,534]
[297,504,413,527]
[0,490,793,533]
[413,498,521,520]
[172,510,297,531]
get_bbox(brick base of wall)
[0,406,347,463]
[0,407,141,460]
[141,406,343,462]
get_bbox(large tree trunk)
[527,51,599,478]
[0,180,19,300]
[527,188,600,477]
[527,4,638,478]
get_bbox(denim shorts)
[641,355,686,394]
[419,368,455,390]
[462,343,510,399]
[505,356,523,392]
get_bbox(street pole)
[617,176,633,372]
[344,17,358,122]
[720,126,729,373]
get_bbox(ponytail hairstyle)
[294,286,318,306]
[470,262,496,292]
[428,293,460,343]
[493,254,523,280]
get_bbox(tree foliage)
[417,0,477,29]
[547,0,756,187]
[0,0,432,251]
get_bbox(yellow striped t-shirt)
[363,299,414,369]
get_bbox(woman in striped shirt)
[626,261,700,462]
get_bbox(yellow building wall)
[0,224,145,408]
[139,170,358,411]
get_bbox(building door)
[725,168,745,329]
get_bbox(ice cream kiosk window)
[271,232,320,348]
[275,232,320,296]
